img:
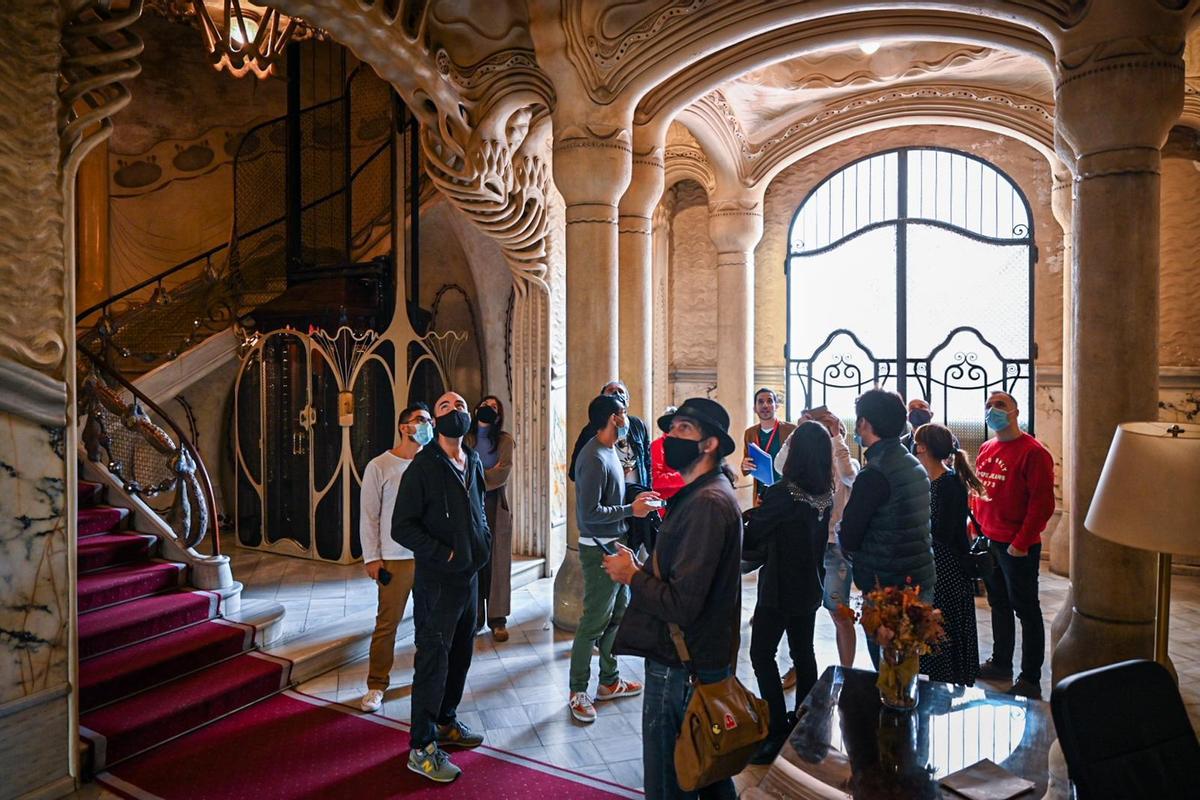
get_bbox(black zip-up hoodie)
[390,440,491,578]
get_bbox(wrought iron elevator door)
[785,148,1036,457]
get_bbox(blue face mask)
[852,431,864,448]
[616,424,629,440]
[985,407,1011,433]
[412,421,434,446]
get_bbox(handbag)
[960,511,996,581]
[653,552,770,790]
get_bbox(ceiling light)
[858,41,881,55]
[188,1,321,79]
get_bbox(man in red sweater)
[972,391,1056,699]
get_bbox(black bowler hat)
[657,397,737,456]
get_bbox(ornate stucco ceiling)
[675,41,1057,189]
[715,43,1053,144]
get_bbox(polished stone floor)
[74,551,1200,797]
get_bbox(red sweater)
[972,433,1056,552]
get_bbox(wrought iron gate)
[785,148,1036,455]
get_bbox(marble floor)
[73,551,1200,798]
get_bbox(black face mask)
[663,436,704,472]
[435,410,471,439]
[476,405,499,425]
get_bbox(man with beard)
[392,391,491,783]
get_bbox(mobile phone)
[805,405,830,417]
[596,540,617,556]
[645,498,665,509]
[378,567,392,586]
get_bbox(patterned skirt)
[921,540,981,686]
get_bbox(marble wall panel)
[0,413,69,706]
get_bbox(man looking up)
[360,403,432,713]
[902,398,934,453]
[838,388,935,667]
[974,390,1055,700]
[606,398,743,800]
[392,391,491,783]
[740,388,796,506]
[569,394,658,723]
[568,380,653,488]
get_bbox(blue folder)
[747,442,776,487]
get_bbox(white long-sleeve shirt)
[359,451,415,562]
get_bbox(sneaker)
[782,668,797,690]
[360,689,384,713]
[978,658,1013,681]
[1006,678,1043,700]
[569,691,597,722]
[407,742,461,783]
[437,720,484,749]
[596,678,644,701]
[492,625,509,643]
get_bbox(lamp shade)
[1085,422,1200,555]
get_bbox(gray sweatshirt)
[574,435,631,546]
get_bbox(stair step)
[78,561,187,613]
[80,620,255,713]
[80,591,219,660]
[79,506,129,538]
[80,652,290,770]
[78,532,158,574]
[79,480,104,508]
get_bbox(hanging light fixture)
[187,1,319,79]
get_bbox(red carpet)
[76,480,288,773]
[97,691,642,799]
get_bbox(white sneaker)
[569,691,597,723]
[360,689,384,712]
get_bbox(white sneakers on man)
[569,691,597,723]
[360,689,384,713]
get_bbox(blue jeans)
[643,659,737,800]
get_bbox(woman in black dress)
[744,421,834,763]
[914,423,983,685]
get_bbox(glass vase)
[877,649,920,711]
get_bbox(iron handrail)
[76,136,393,325]
[79,345,221,556]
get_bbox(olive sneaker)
[407,742,461,783]
[436,720,484,749]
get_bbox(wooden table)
[748,666,1055,799]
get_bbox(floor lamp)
[1084,422,1200,665]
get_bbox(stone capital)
[552,122,633,209]
[1055,9,1187,174]
[618,143,665,219]
[707,197,763,255]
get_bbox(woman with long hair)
[914,422,983,685]
[744,420,834,764]
[466,395,515,642]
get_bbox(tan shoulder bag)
[653,551,771,791]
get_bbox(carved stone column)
[552,123,632,630]
[1048,163,1073,580]
[1051,8,1186,683]
[708,194,763,465]
[617,140,664,423]
[651,197,674,417]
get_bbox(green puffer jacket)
[851,438,936,595]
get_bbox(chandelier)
[151,1,321,79]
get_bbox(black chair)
[1051,659,1200,799]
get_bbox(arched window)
[786,148,1035,453]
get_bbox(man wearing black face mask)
[605,398,744,800]
[392,391,491,783]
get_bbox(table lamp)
[1084,422,1200,665]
